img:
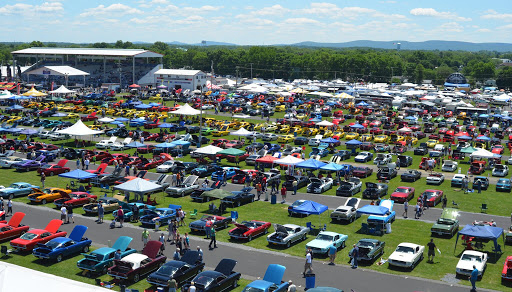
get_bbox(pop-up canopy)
[455,225,504,252]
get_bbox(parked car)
[188,215,232,233]
[373,153,392,165]
[242,264,289,292]
[140,206,180,228]
[442,160,458,172]
[419,189,444,207]
[228,220,271,241]
[0,182,39,199]
[352,166,373,178]
[267,224,309,248]
[501,256,512,282]
[349,239,385,263]
[181,259,241,292]
[10,219,66,252]
[472,176,489,190]
[330,198,361,223]
[307,177,333,194]
[146,250,205,288]
[306,231,348,256]
[492,164,509,177]
[401,170,421,182]
[33,225,91,262]
[426,173,445,185]
[165,175,199,197]
[53,192,97,208]
[282,175,310,190]
[451,174,467,188]
[82,196,122,215]
[0,212,30,241]
[354,152,373,163]
[414,143,428,155]
[456,251,487,278]
[336,178,362,197]
[431,208,459,237]
[390,186,415,203]
[388,243,424,270]
[221,187,256,207]
[376,164,397,180]
[0,157,28,168]
[362,182,388,199]
[497,178,512,192]
[396,155,413,167]
[28,187,72,204]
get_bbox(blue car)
[77,236,136,274]
[129,118,147,127]
[140,204,182,228]
[338,164,354,176]
[496,178,511,192]
[33,225,92,262]
[112,202,156,222]
[0,182,39,199]
[211,167,240,181]
[309,147,329,158]
[243,264,289,292]
[367,199,396,226]
[264,143,281,154]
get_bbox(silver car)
[165,175,199,197]
[267,224,310,248]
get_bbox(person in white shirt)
[287,280,296,292]
[60,206,67,223]
[303,249,313,276]
[188,282,196,292]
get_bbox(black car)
[349,239,385,263]
[182,259,241,292]
[190,135,210,146]
[62,148,86,160]
[249,109,261,116]
[294,137,309,145]
[106,127,129,138]
[376,166,397,180]
[147,251,204,288]
[190,181,222,202]
[414,143,428,155]
[220,187,255,207]
[401,170,421,182]
[330,150,351,163]
[472,176,489,190]
[190,165,223,178]
[245,142,264,151]
[97,168,124,185]
[189,214,232,233]
[178,162,199,174]
[283,175,310,190]
[396,155,413,167]
[186,126,201,134]
[336,178,362,197]
[362,182,388,199]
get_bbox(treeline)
[2,40,512,88]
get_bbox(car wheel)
[232,279,238,288]
[49,172,54,176]
[56,254,63,262]
[248,235,252,241]
[236,201,241,207]
[102,265,108,275]
[286,241,291,248]
[129,215,134,222]
[133,273,140,283]
[65,169,70,173]
[341,241,346,249]
[83,245,89,253]
[42,199,47,204]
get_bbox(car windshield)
[292,201,305,207]
[498,179,509,184]
[157,265,179,276]
[461,254,482,262]
[423,191,438,199]
[359,241,376,248]
[394,188,408,193]
[20,233,38,240]
[396,246,415,254]
[193,275,215,287]
[45,240,62,249]
[41,165,52,169]
[316,234,334,241]
[9,184,21,189]
[242,287,265,292]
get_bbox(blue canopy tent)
[19,129,38,135]
[457,135,472,140]
[293,200,329,228]
[454,225,504,254]
[476,136,490,141]
[296,159,327,170]
[345,139,362,153]
[356,101,369,107]
[155,142,175,148]
[320,138,339,144]
[135,104,152,109]
[115,117,129,122]
[148,102,161,107]
[356,205,390,216]
[320,162,343,171]
[8,105,24,110]
[349,124,365,129]
[478,114,489,118]
[126,141,147,148]
[58,169,97,180]
[158,123,173,128]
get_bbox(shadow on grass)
[387,257,424,273]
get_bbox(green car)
[431,208,459,237]
[201,127,214,135]
[506,226,512,245]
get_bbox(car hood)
[456,259,484,271]
[389,251,417,262]
[306,239,333,249]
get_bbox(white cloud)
[437,22,464,32]
[160,4,222,14]
[476,28,491,33]
[410,8,471,21]
[251,4,289,16]
[481,10,512,21]
[0,2,64,14]
[303,3,407,20]
[80,4,142,17]
[497,24,512,30]
[284,18,320,25]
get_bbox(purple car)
[14,155,46,171]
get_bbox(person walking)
[256,182,262,201]
[350,243,359,268]
[7,199,12,216]
[209,226,217,249]
[142,228,151,247]
[167,278,178,292]
[205,218,212,239]
[415,203,421,219]
[197,246,203,262]
[403,201,408,218]
[159,233,166,252]
[280,185,287,203]
[173,248,181,260]
[67,205,74,224]
[427,239,437,263]
[292,179,298,195]
[303,249,313,276]
[84,157,90,170]
[40,172,46,189]
[97,203,104,223]
[287,281,297,292]
[117,206,124,228]
[470,265,479,291]
[442,195,447,209]
[60,205,67,223]
[76,158,80,169]
[328,243,337,265]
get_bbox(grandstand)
[11,47,164,88]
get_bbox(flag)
[17,83,20,95]
[51,81,54,91]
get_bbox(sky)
[1,0,512,45]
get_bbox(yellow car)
[62,105,75,112]
[6,116,22,124]
[275,105,286,112]
[296,113,307,120]
[345,132,360,140]
[332,131,345,139]
[265,124,278,132]
[85,108,98,114]
[158,113,168,120]
[106,109,116,115]
[292,126,303,135]
[280,125,291,134]
[204,118,217,126]
[27,188,72,204]
[89,125,102,130]
[213,126,230,137]
[66,113,80,120]
[359,134,373,142]
[457,112,466,120]
[277,135,294,143]
[426,139,438,148]
[405,136,418,145]
[374,135,389,143]
[254,123,267,131]
[321,130,333,138]
[149,94,162,100]
[238,122,250,129]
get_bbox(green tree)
[496,66,512,89]
[414,64,425,84]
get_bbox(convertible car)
[28,188,72,204]
[165,175,199,197]
[362,182,388,200]
[188,215,232,233]
[388,243,425,270]
[267,224,310,248]
[228,220,271,241]
[0,212,30,241]
[108,240,166,283]
[305,231,348,256]
[10,219,67,252]
[77,236,136,275]
[349,239,385,263]
[336,178,362,197]
[147,250,205,288]
[82,195,123,215]
[33,225,92,262]
[53,192,97,208]
[182,259,241,292]
[0,182,39,199]
[307,177,334,194]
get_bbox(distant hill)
[287,40,512,52]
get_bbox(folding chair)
[189,209,198,219]
[481,204,488,213]
[452,200,459,208]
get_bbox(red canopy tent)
[129,84,141,88]
[255,156,279,164]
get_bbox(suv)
[414,143,428,155]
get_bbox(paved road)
[8,201,493,292]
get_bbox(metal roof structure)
[155,69,203,76]
[25,66,90,76]
[12,47,163,58]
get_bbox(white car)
[38,131,54,139]
[156,160,179,173]
[201,104,215,110]
[373,154,392,165]
[388,243,425,269]
[110,142,126,151]
[508,157,512,165]
[308,135,323,147]
[262,133,278,141]
[426,173,445,185]
[0,157,28,168]
[492,164,509,177]
[354,152,373,163]
[247,132,263,139]
[267,224,310,248]
[330,198,361,223]
[48,133,71,141]
[442,160,458,172]
[456,250,487,278]
[96,140,115,149]
[307,177,333,194]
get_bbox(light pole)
[198,84,206,148]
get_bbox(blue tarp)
[158,123,173,128]
[319,162,343,171]
[115,117,129,122]
[296,159,327,170]
[476,136,490,141]
[171,140,191,147]
[357,205,389,216]
[155,142,175,148]
[292,200,328,215]
[19,129,38,135]
[455,224,504,252]
[58,169,97,180]
[135,104,152,109]
[126,141,147,148]
[457,135,472,140]
[356,101,369,106]
[345,139,362,145]
[349,124,365,129]
[8,105,24,110]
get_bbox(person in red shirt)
[280,185,287,204]
[117,206,124,228]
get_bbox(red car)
[492,145,504,155]
[352,167,373,178]
[144,119,161,129]
[53,192,97,208]
[226,153,249,163]
[501,256,512,281]
[10,219,66,252]
[228,220,271,241]
[212,139,229,148]
[369,121,382,127]
[86,162,108,175]
[370,127,383,135]
[137,145,155,154]
[81,112,98,122]
[470,161,486,174]
[418,189,443,207]
[92,151,111,161]
[225,140,244,149]
[108,240,166,283]
[0,212,30,241]
[390,186,415,203]
[138,153,171,170]
[444,111,453,118]
[231,169,258,184]
[37,159,69,176]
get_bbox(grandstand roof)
[12,47,163,58]
[25,66,90,76]
[155,69,203,76]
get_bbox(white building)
[154,69,206,91]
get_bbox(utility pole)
[235,66,239,88]
[249,63,253,79]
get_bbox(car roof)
[398,242,421,248]
[318,231,341,236]
[48,237,72,245]
[462,250,485,256]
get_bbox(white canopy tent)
[470,148,498,159]
[316,120,334,127]
[25,66,90,86]
[231,127,254,136]
[194,145,223,155]
[49,85,77,94]
[97,117,115,123]
[113,178,163,200]
[233,114,250,119]
[57,120,104,136]
[0,261,109,292]
[171,103,201,116]
[0,90,13,100]
[274,155,304,166]
[397,127,412,133]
